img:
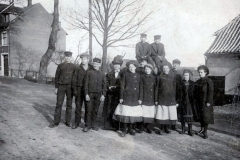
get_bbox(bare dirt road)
[0,77,239,160]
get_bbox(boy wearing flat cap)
[102,55,123,130]
[150,35,172,72]
[49,51,76,128]
[72,53,93,129]
[135,34,155,67]
[83,57,107,132]
[171,59,182,130]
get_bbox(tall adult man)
[72,53,93,129]
[49,51,76,128]
[102,55,123,130]
[135,33,155,67]
[83,58,107,132]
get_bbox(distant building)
[205,14,240,104]
[0,2,67,77]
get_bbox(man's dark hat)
[93,57,101,63]
[140,33,147,38]
[112,55,123,66]
[64,51,73,57]
[138,57,148,63]
[173,59,181,64]
[154,35,161,40]
[80,52,89,58]
[197,65,209,75]
[126,60,138,68]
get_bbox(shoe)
[164,126,171,134]
[203,133,208,139]
[180,126,185,134]
[188,124,193,136]
[128,129,136,136]
[188,131,193,136]
[92,127,99,131]
[145,128,152,134]
[71,123,79,129]
[158,130,163,135]
[65,122,70,127]
[83,126,91,132]
[171,125,176,130]
[48,123,58,128]
[120,131,127,137]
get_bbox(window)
[5,14,10,23]
[1,31,8,46]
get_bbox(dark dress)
[102,71,121,126]
[113,71,143,123]
[194,76,214,124]
[178,80,195,123]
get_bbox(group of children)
[49,33,214,140]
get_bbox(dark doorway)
[3,54,9,76]
[208,76,225,106]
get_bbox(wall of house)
[8,3,66,77]
[206,54,240,95]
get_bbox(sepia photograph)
[0,0,240,159]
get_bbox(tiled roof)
[0,4,23,14]
[205,14,240,55]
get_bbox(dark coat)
[178,80,199,121]
[120,71,141,106]
[150,42,165,58]
[136,67,145,75]
[84,69,107,96]
[102,71,121,118]
[156,72,176,106]
[172,69,182,103]
[135,42,151,59]
[72,64,93,89]
[55,62,76,88]
[139,74,157,106]
[194,76,214,124]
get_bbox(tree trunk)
[102,44,107,73]
[89,0,93,62]
[38,0,59,83]
[101,7,109,73]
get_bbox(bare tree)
[63,0,156,72]
[38,0,60,83]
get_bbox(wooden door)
[3,54,9,76]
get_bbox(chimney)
[28,0,32,6]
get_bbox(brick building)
[0,2,66,77]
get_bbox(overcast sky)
[31,0,240,67]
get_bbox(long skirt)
[142,105,155,123]
[155,105,177,125]
[113,104,143,123]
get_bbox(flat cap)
[93,57,101,63]
[80,52,89,58]
[64,51,73,57]
[140,33,147,38]
[173,59,181,64]
[154,35,161,40]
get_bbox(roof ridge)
[214,14,240,36]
